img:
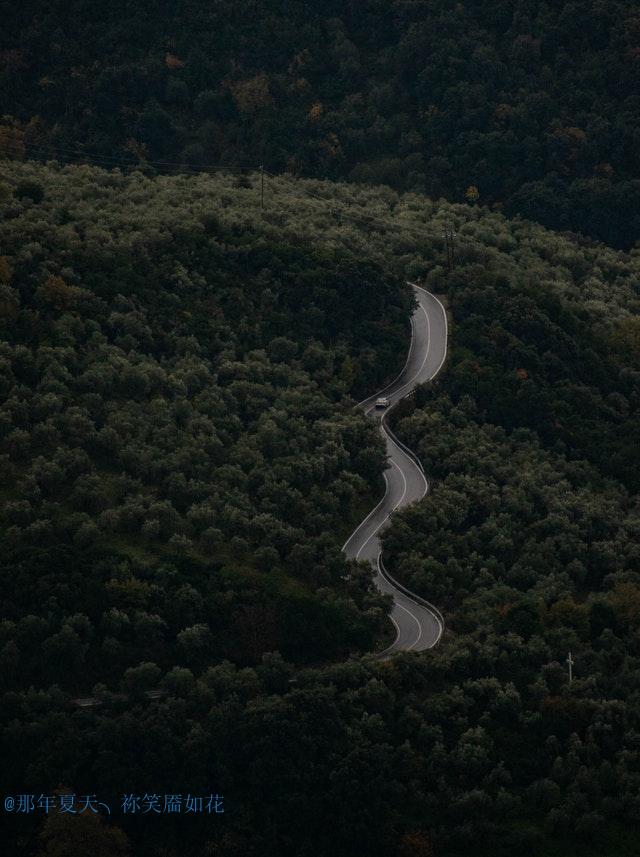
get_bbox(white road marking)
[344,285,448,653]
[355,460,407,560]
[387,613,402,650]
[341,469,391,553]
[396,600,423,648]
[384,430,428,500]
[375,550,423,649]
[388,303,431,400]
[354,289,420,407]
[377,553,444,649]
[359,301,431,411]
[414,285,448,380]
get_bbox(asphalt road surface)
[342,285,448,655]
[72,285,447,709]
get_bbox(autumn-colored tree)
[465,185,480,203]
[308,102,323,122]
[36,275,79,311]
[38,801,130,857]
[165,52,185,70]
[398,831,434,857]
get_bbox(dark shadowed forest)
[1,159,639,856]
[3,1,640,247]
[3,5,640,852]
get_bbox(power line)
[264,167,448,246]
[0,138,257,174]
[1,139,459,256]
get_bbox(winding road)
[72,284,447,709]
[342,285,448,655]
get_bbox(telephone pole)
[449,223,456,270]
[443,222,456,273]
[259,163,264,210]
[566,651,574,683]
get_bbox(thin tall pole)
[443,226,450,273]
[567,651,574,683]
[449,223,456,270]
[260,164,264,209]
[443,223,455,273]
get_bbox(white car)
[374,396,390,409]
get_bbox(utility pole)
[449,222,456,270]
[442,226,449,273]
[260,163,264,210]
[566,651,574,683]
[442,223,456,273]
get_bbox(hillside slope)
[1,161,640,857]
[3,1,640,246]
[0,161,417,686]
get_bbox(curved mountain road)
[342,285,447,655]
[71,285,446,709]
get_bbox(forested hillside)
[383,271,640,855]
[2,161,640,856]
[0,161,418,690]
[3,1,640,247]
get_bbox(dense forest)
[2,160,640,855]
[0,162,417,690]
[384,272,640,855]
[3,1,640,247]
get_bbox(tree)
[38,802,130,857]
[14,179,44,203]
[465,185,480,203]
[121,661,161,696]
[176,623,213,666]
[398,831,434,857]
[228,74,273,113]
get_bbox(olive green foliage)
[442,271,640,489]
[3,1,640,246]
[2,161,640,857]
[0,162,415,685]
[382,255,640,851]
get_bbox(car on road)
[375,396,390,409]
